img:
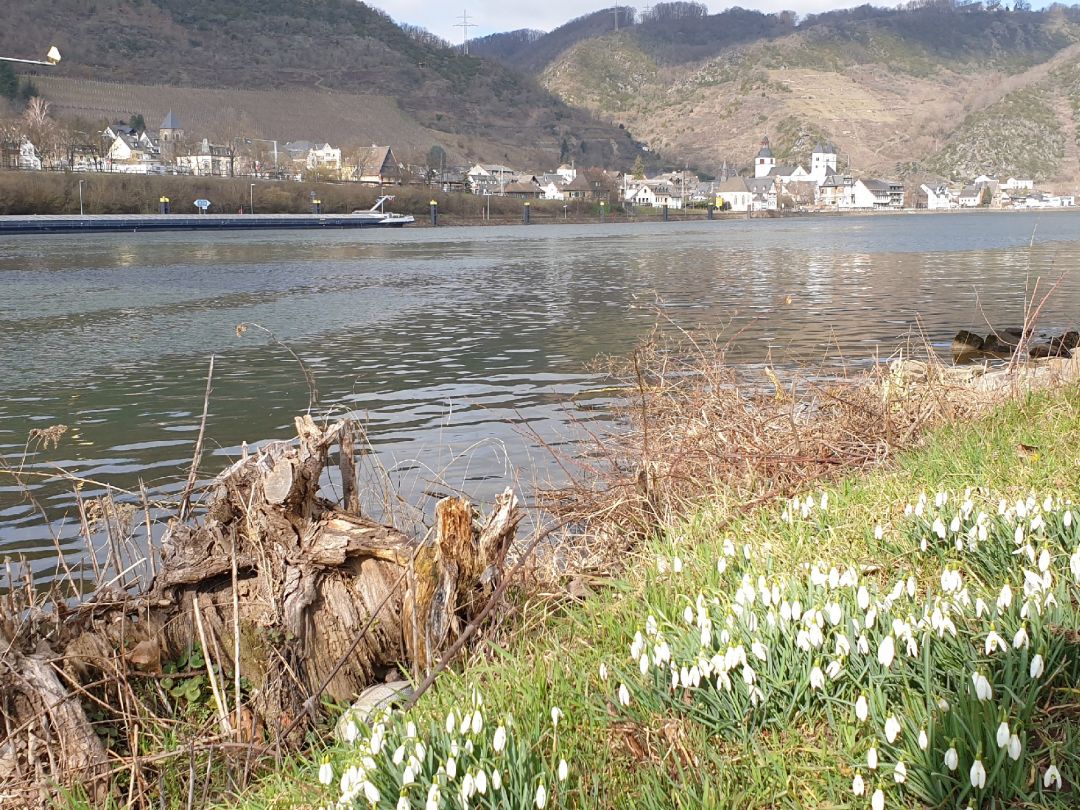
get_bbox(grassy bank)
[226,383,1080,809]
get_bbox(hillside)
[505,4,1080,184]
[0,0,641,169]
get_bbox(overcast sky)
[374,1,886,42]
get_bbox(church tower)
[159,111,183,143]
[810,141,837,182]
[754,137,775,179]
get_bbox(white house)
[809,142,838,183]
[556,163,577,183]
[176,138,234,177]
[921,184,956,210]
[105,130,163,173]
[306,143,342,173]
[1,139,42,170]
[816,174,856,208]
[1003,177,1034,191]
[957,184,982,207]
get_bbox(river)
[2,212,1079,588]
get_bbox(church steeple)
[754,136,775,178]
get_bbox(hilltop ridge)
[0,0,641,169]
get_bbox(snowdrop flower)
[363,781,381,804]
[752,640,768,661]
[871,788,885,810]
[972,671,993,701]
[471,710,483,735]
[535,783,548,808]
[1008,734,1022,761]
[558,759,569,782]
[855,694,869,722]
[997,583,1013,611]
[492,770,503,791]
[393,745,406,766]
[894,760,907,783]
[857,634,870,655]
[447,757,458,780]
[809,665,825,690]
[343,720,360,743]
[618,683,631,706]
[885,716,901,744]
[397,798,409,810]
[672,556,683,574]
[1030,653,1045,679]
[877,635,895,669]
[944,746,959,771]
[1044,764,1062,790]
[550,707,563,727]
[918,729,928,751]
[599,662,608,681]
[874,524,884,540]
[318,761,333,786]
[1066,510,1073,528]
[1013,624,1029,649]
[996,720,1011,749]
[462,772,476,799]
[970,759,986,789]
[933,517,947,539]
[657,557,669,573]
[493,725,507,753]
[857,586,870,611]
[446,711,456,735]
[1039,549,1051,573]
[867,747,879,770]
[826,659,843,680]
[852,771,865,796]
[985,627,1008,655]
[683,605,694,625]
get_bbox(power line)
[454,9,475,55]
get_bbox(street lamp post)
[78,179,84,216]
[249,183,255,214]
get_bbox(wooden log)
[1,414,525,797]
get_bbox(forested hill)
[470,2,1080,184]
[0,0,641,169]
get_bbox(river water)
[2,212,1079,587]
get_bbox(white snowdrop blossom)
[550,707,563,727]
[1044,764,1062,790]
[985,627,1008,655]
[996,720,1010,748]
[1008,734,1022,761]
[918,728,929,750]
[972,671,993,701]
[535,783,548,808]
[363,780,381,804]
[618,683,631,706]
[867,747,878,770]
[397,798,409,810]
[672,556,683,574]
[1030,653,1045,679]
[492,770,502,791]
[885,715,901,744]
[877,635,895,669]
[1013,624,1029,649]
[493,725,507,753]
[809,665,825,690]
[599,662,608,681]
[997,583,1013,611]
[558,759,569,782]
[871,788,885,810]
[894,760,907,783]
[874,524,884,540]
[855,694,868,722]
[852,772,865,795]
[318,761,333,786]
[945,747,959,771]
[970,758,986,789]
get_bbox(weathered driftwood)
[0,416,522,796]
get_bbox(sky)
[375,1,893,42]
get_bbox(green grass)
[231,387,1080,809]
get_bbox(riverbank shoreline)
[9,341,1080,808]
[246,364,1080,810]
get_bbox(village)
[0,110,1075,213]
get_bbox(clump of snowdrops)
[606,489,1079,807]
[320,691,571,809]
